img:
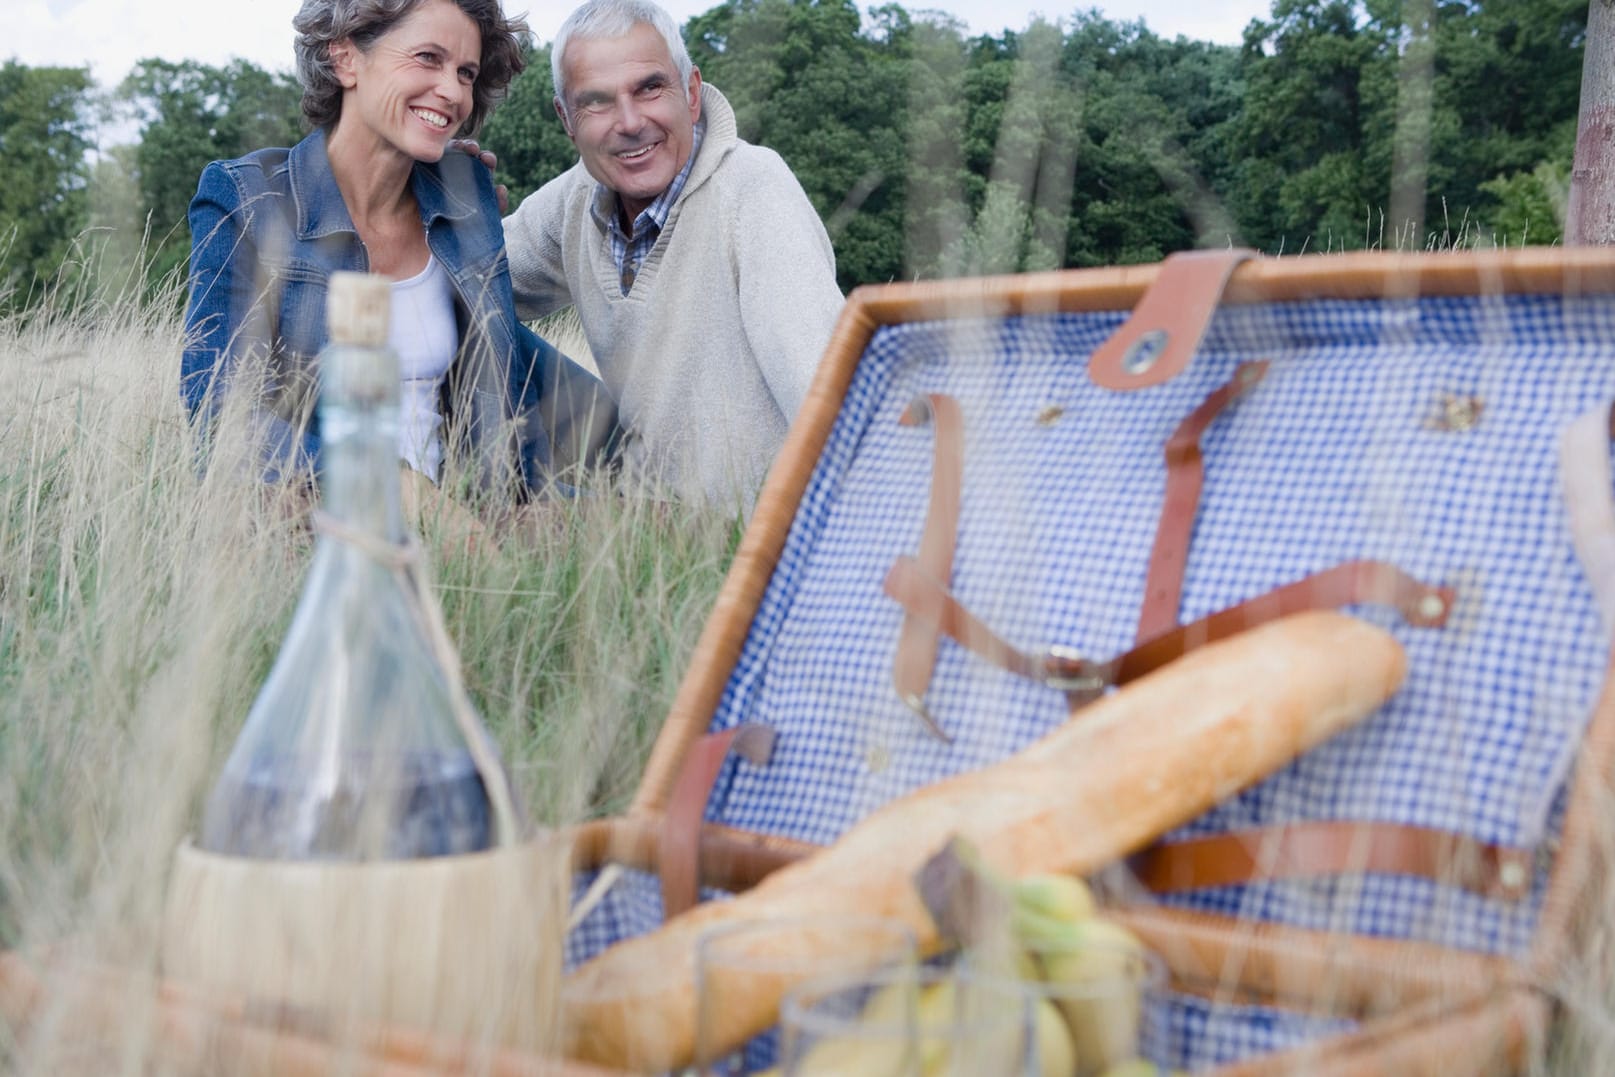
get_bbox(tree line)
[0,0,1586,312]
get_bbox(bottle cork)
[323,272,398,406]
[327,271,392,346]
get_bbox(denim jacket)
[181,128,614,497]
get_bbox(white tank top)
[389,255,457,481]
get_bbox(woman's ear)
[330,38,360,88]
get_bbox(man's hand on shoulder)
[447,138,509,215]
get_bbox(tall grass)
[0,254,736,1068]
[0,219,1603,1073]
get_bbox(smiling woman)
[179,0,618,518]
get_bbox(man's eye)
[637,83,664,99]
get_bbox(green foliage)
[1230,0,1586,252]
[0,61,95,313]
[1061,17,1242,264]
[480,42,584,202]
[1,0,1598,307]
[1231,0,1385,249]
[690,0,911,287]
[1481,158,1569,246]
[117,58,303,285]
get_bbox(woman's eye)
[458,66,478,83]
[416,51,440,65]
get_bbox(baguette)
[562,610,1407,1071]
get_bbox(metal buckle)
[1040,645,1109,695]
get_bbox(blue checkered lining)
[566,291,1615,1066]
[1142,989,1359,1071]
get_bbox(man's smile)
[614,142,659,161]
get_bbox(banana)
[1031,995,1077,1077]
[784,974,913,1076]
[786,1014,909,1077]
[791,978,959,1077]
[915,978,956,1075]
[1022,918,1147,1077]
[1096,1062,1188,1077]
[1011,872,1095,926]
[913,841,1163,1076]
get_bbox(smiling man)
[502,0,844,510]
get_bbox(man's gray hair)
[550,0,693,108]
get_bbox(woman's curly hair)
[293,0,530,135]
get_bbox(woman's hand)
[399,466,489,556]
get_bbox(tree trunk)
[1570,0,1615,244]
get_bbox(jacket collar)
[288,127,478,241]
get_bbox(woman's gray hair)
[549,0,692,109]
[293,0,531,134]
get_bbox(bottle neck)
[319,398,405,544]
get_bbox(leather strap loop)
[882,557,1455,709]
[659,723,776,918]
[1089,248,1258,391]
[891,394,965,741]
[1129,822,1536,902]
[885,554,1055,683]
[1560,400,1615,637]
[1137,360,1270,640]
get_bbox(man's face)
[556,22,702,221]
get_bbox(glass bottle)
[200,271,517,860]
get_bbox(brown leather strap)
[1137,360,1270,640]
[1089,248,1258,391]
[659,723,776,918]
[883,557,1455,707]
[1129,821,1536,902]
[891,393,964,741]
[570,818,809,895]
[884,553,1077,691]
[1115,559,1455,686]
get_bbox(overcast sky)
[14,0,1270,89]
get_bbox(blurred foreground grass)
[7,251,1615,1076]
[0,267,736,973]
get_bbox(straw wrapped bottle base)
[161,836,566,1054]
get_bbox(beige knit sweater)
[504,84,845,508]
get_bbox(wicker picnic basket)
[565,246,1615,1075]
[5,248,1613,1075]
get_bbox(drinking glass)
[779,964,1041,1077]
[693,914,919,1076]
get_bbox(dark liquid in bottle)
[201,752,493,860]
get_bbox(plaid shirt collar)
[595,120,705,295]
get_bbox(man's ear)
[686,66,703,124]
[553,96,575,139]
[330,38,360,88]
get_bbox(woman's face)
[333,0,482,163]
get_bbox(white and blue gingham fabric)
[568,289,1615,1069]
